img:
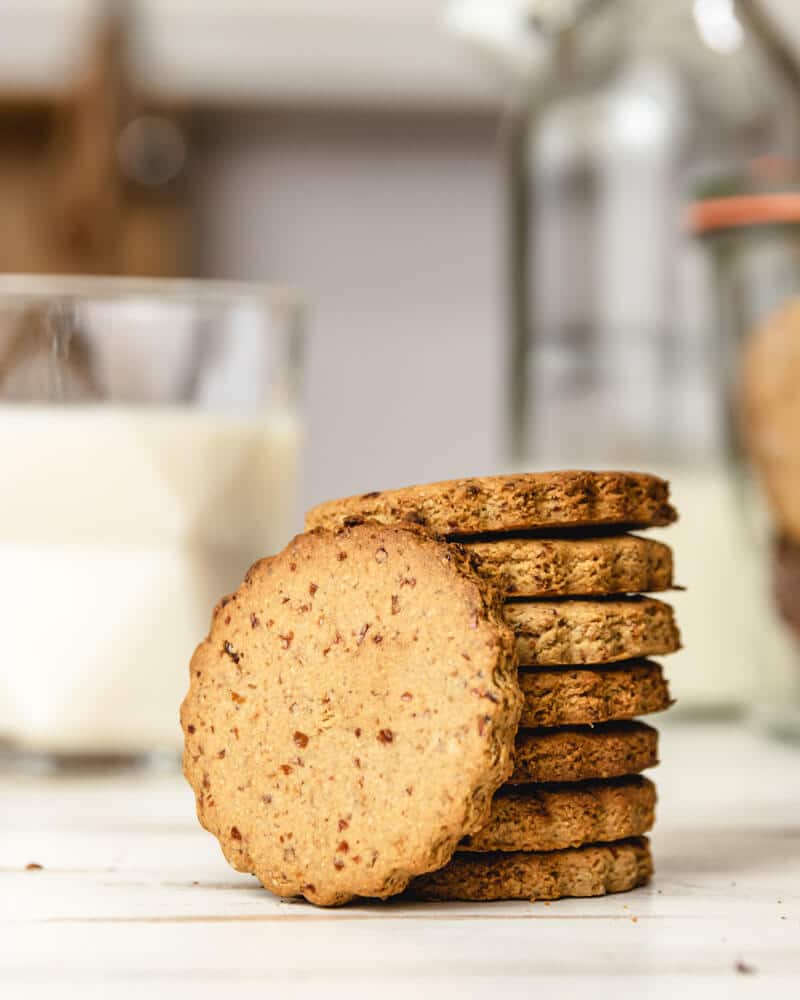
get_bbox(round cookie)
[467,534,673,598]
[505,596,680,666]
[305,471,676,537]
[741,298,800,542]
[518,661,672,727]
[409,837,652,901]
[510,721,658,784]
[181,524,521,906]
[460,776,656,853]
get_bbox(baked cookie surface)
[518,661,671,727]
[461,776,656,853]
[510,721,658,784]
[506,596,680,666]
[467,534,673,597]
[409,837,652,901]
[181,524,521,906]
[305,471,676,537]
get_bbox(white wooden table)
[2,721,799,999]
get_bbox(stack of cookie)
[182,471,679,906]
[305,471,679,901]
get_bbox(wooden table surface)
[1,721,799,999]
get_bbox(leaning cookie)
[461,776,656,853]
[408,837,653,901]
[181,524,521,906]
[305,471,676,537]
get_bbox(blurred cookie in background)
[741,298,800,545]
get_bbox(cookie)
[409,837,652,901]
[510,721,658,784]
[305,471,676,538]
[460,776,656,853]
[773,535,800,638]
[467,534,673,598]
[506,596,680,666]
[181,524,521,906]
[741,298,800,543]
[518,661,672,727]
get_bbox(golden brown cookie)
[460,776,656,852]
[510,721,658,784]
[506,596,680,666]
[741,298,800,543]
[409,837,652,901]
[305,471,676,537]
[181,524,521,907]
[467,534,673,597]
[518,661,672,727]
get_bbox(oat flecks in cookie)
[305,471,677,537]
[408,837,653,902]
[461,776,657,853]
[181,524,521,907]
[518,660,672,727]
[467,534,674,598]
[510,721,659,784]
[506,596,680,666]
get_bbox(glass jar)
[691,177,800,742]
[0,276,304,765]
[509,0,800,716]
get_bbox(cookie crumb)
[735,960,756,975]
[25,863,43,871]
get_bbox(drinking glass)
[0,275,304,765]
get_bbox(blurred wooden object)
[0,2,188,277]
[49,2,129,273]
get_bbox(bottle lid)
[688,158,800,234]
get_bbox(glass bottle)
[510,0,800,715]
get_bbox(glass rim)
[0,274,303,310]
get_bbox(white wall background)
[191,111,509,515]
[3,0,800,517]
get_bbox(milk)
[648,465,758,714]
[0,405,299,754]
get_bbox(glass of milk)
[0,275,303,764]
